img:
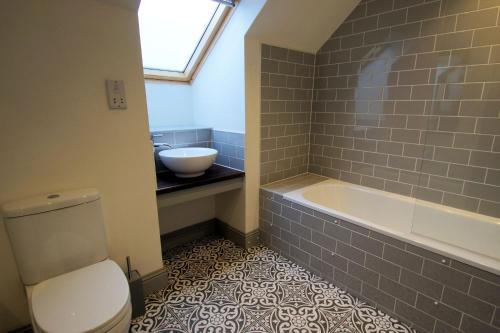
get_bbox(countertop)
[156,164,245,195]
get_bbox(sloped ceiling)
[97,0,141,11]
[247,0,360,54]
[97,0,359,54]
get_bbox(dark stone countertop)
[156,164,245,195]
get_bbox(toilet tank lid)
[1,188,100,218]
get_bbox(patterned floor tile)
[130,237,416,333]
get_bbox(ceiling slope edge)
[247,0,361,54]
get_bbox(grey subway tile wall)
[259,1,500,331]
[260,189,500,333]
[213,130,245,171]
[305,0,500,218]
[260,44,315,184]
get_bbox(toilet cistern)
[2,189,132,333]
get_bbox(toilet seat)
[31,259,130,333]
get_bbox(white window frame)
[143,3,234,83]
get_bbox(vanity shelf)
[156,164,244,208]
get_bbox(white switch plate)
[105,79,127,110]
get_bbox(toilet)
[2,189,132,333]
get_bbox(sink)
[158,147,218,178]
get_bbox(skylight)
[138,0,233,82]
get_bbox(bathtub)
[283,179,500,275]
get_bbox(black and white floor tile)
[130,238,416,333]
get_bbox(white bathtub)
[283,179,500,275]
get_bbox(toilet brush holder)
[128,269,146,318]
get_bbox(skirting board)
[142,266,169,297]
[160,219,218,250]
[216,220,260,249]
[160,218,260,252]
[144,219,259,298]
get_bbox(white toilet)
[2,189,132,333]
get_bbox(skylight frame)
[142,2,233,83]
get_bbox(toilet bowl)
[27,260,131,333]
[2,189,133,333]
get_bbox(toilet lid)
[31,259,130,333]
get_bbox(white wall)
[247,0,360,53]
[158,197,215,234]
[145,80,194,130]
[0,1,163,331]
[191,0,265,133]
[188,0,266,232]
[241,36,263,233]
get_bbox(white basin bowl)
[158,147,218,178]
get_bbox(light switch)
[105,79,127,110]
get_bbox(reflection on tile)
[298,0,500,219]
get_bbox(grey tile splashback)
[260,189,500,333]
[152,128,212,146]
[260,0,500,218]
[213,130,245,171]
[152,128,244,172]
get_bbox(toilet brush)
[126,256,132,280]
